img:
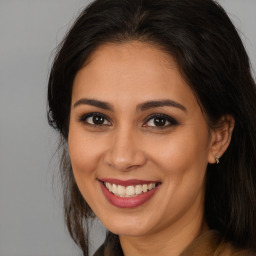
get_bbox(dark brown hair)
[47,0,256,255]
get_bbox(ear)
[208,115,235,164]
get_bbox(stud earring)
[215,155,220,164]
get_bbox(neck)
[119,210,208,256]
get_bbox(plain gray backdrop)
[0,1,255,256]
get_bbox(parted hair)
[47,0,256,255]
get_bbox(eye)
[79,113,111,126]
[143,114,178,128]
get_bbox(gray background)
[0,1,255,256]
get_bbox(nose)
[103,127,146,171]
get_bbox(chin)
[106,224,149,237]
[98,212,155,237]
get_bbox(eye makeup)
[78,111,179,130]
[143,113,179,129]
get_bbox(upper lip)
[99,178,160,187]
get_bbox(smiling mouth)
[102,181,160,198]
[99,179,161,208]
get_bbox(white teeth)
[106,182,112,192]
[112,184,117,194]
[104,182,157,198]
[135,185,142,195]
[117,185,126,196]
[142,184,148,193]
[126,186,135,196]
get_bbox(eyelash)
[78,112,178,129]
[79,112,111,127]
[143,113,178,129]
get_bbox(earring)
[215,155,220,164]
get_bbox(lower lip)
[99,181,159,208]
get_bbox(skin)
[68,41,234,256]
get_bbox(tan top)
[93,230,255,256]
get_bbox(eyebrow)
[137,99,187,112]
[73,98,114,111]
[73,98,186,112]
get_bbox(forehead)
[72,41,198,111]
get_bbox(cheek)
[68,125,102,169]
[146,126,210,200]
[148,130,209,217]
[68,126,102,187]
[68,127,102,206]
[151,131,209,171]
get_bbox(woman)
[47,0,256,255]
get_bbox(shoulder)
[94,230,255,256]
[215,240,255,256]
[180,230,256,256]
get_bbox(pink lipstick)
[99,179,160,208]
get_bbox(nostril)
[103,147,147,171]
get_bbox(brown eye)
[143,114,178,128]
[153,117,167,126]
[92,115,105,125]
[79,113,111,126]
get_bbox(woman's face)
[68,41,215,237]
